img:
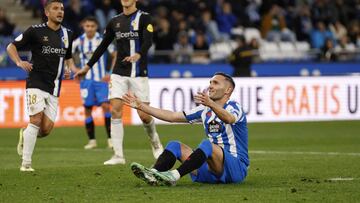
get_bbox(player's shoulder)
[60,25,73,34]
[139,10,152,19]
[30,23,47,29]
[27,23,47,33]
[111,13,125,20]
[226,100,241,109]
[139,10,150,16]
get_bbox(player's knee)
[138,112,151,123]
[29,114,43,126]
[197,139,213,158]
[165,140,182,159]
[140,115,152,124]
[38,128,51,138]
[111,108,122,118]
[101,103,110,112]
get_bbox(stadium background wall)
[0,76,359,128]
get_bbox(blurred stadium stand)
[0,0,359,78]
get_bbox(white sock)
[22,123,40,165]
[143,119,159,142]
[111,118,124,158]
[170,169,181,181]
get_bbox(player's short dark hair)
[82,16,99,25]
[214,72,235,89]
[45,0,63,8]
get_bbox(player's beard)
[51,15,63,25]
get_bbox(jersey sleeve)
[12,26,34,50]
[138,14,153,57]
[72,37,80,54]
[65,30,74,59]
[107,42,115,53]
[87,20,115,67]
[227,101,245,123]
[183,105,205,124]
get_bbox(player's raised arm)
[122,92,187,123]
[194,91,236,124]
[87,22,115,68]
[75,21,116,79]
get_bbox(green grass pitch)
[1,121,360,202]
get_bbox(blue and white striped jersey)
[184,100,249,166]
[72,32,115,81]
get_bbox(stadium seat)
[259,41,281,60]
[295,41,311,60]
[243,28,262,43]
[209,42,233,61]
[279,42,298,59]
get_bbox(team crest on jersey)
[208,120,222,133]
[43,36,49,42]
[116,23,120,28]
[147,24,153,32]
[132,21,137,29]
[62,36,68,47]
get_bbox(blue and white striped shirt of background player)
[183,100,249,166]
[72,32,115,81]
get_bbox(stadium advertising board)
[0,76,359,128]
[0,81,131,128]
[132,76,360,124]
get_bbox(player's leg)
[80,80,97,149]
[151,139,224,186]
[20,88,48,172]
[20,112,42,172]
[130,77,163,159]
[100,102,112,148]
[152,141,193,171]
[131,141,193,185]
[83,106,97,149]
[94,81,112,148]
[103,74,128,165]
[103,98,125,165]
[37,93,59,138]
[38,114,54,137]
[137,109,163,159]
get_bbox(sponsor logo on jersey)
[208,120,222,133]
[115,31,139,40]
[42,46,67,56]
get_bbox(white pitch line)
[328,177,354,181]
[0,147,360,156]
[250,150,360,156]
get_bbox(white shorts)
[109,75,150,102]
[26,88,58,122]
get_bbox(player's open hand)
[17,61,33,72]
[102,74,110,83]
[122,92,142,109]
[74,65,90,81]
[194,89,214,107]
[122,53,141,63]
[64,68,71,79]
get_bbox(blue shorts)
[80,80,109,107]
[190,149,248,184]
